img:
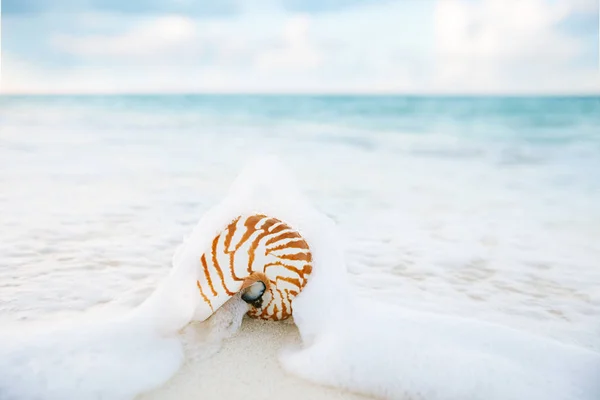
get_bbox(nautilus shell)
[195,213,312,321]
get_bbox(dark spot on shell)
[241,281,266,308]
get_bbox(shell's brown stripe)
[246,232,269,273]
[301,264,313,287]
[224,216,258,281]
[259,294,272,318]
[246,219,281,273]
[301,264,312,287]
[201,254,218,297]
[266,221,284,233]
[259,217,279,232]
[260,294,276,318]
[276,287,288,318]
[265,230,301,246]
[303,264,313,275]
[211,236,235,296]
[268,222,289,236]
[284,288,293,303]
[264,261,307,279]
[234,214,268,252]
[196,280,214,311]
[283,291,293,319]
[226,232,239,282]
[276,275,303,289]
[228,252,244,281]
[266,239,309,255]
[223,216,241,252]
[278,251,313,263]
[221,217,248,282]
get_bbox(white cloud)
[433,0,600,93]
[2,1,435,94]
[568,0,598,13]
[0,53,234,94]
[1,54,118,94]
[2,0,599,94]
[51,12,323,72]
[255,14,321,71]
[51,15,197,59]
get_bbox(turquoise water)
[1,95,599,351]
[2,95,599,196]
[3,95,599,165]
[3,95,600,134]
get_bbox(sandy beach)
[138,317,373,400]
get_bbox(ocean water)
[0,95,599,399]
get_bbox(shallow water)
[0,95,599,352]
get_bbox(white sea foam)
[220,157,600,400]
[0,155,339,400]
[167,155,600,400]
[1,154,599,400]
[0,157,279,399]
[0,314,183,400]
[283,299,600,400]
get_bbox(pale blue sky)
[1,0,598,94]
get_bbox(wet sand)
[138,317,373,400]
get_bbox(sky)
[1,0,599,94]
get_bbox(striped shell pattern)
[195,213,313,321]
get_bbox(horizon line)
[2,91,600,97]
